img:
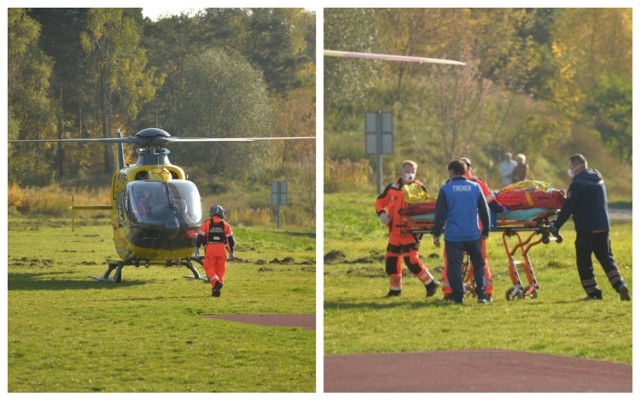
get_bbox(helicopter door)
[166,180,202,227]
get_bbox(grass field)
[324,192,632,364]
[7,216,316,392]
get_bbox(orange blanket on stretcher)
[496,188,566,211]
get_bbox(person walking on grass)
[431,160,491,305]
[550,154,630,301]
[195,204,235,297]
[375,160,440,298]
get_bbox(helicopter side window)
[116,191,127,225]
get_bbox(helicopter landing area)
[324,349,632,392]
[203,313,316,331]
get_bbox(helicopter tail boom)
[70,197,111,232]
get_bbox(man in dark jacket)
[551,154,630,301]
[432,160,491,304]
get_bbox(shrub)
[324,159,372,193]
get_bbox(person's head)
[516,154,526,164]
[459,157,472,177]
[504,152,512,161]
[400,160,418,184]
[448,159,467,178]
[568,153,588,178]
[210,204,225,219]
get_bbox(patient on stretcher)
[398,180,566,226]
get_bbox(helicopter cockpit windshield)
[127,180,202,226]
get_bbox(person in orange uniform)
[440,157,507,301]
[375,160,440,297]
[195,205,235,297]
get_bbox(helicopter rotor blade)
[8,137,146,144]
[161,136,315,143]
[324,49,466,66]
[9,136,314,144]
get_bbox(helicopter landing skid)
[90,256,207,283]
[182,256,208,282]
[90,257,137,283]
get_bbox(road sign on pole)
[365,111,393,194]
[271,181,288,228]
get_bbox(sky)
[142,6,202,21]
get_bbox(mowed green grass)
[324,192,632,364]
[8,216,316,392]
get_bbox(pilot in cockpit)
[138,189,152,215]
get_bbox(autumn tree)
[80,8,162,173]
[171,48,273,181]
[7,9,55,185]
[29,8,90,180]
[550,9,632,162]
[324,8,381,132]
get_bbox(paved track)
[324,349,632,392]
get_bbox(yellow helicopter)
[10,127,314,282]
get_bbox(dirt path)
[609,207,632,221]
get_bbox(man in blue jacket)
[431,160,491,304]
[551,154,630,301]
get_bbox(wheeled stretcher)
[493,208,563,300]
[396,203,563,300]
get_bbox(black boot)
[386,289,401,297]
[212,281,223,297]
[425,280,440,297]
[618,284,631,301]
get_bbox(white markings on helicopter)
[324,50,466,66]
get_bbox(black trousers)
[575,231,624,298]
[445,239,486,302]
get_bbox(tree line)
[8,8,316,198]
[324,9,631,192]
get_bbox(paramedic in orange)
[195,204,235,297]
[375,160,440,297]
[439,157,507,301]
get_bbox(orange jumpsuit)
[441,172,495,298]
[376,179,437,293]
[198,216,233,288]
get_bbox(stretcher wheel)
[505,287,524,301]
[542,235,550,244]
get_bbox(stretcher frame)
[396,208,562,300]
[494,210,562,300]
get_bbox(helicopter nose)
[164,213,181,237]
